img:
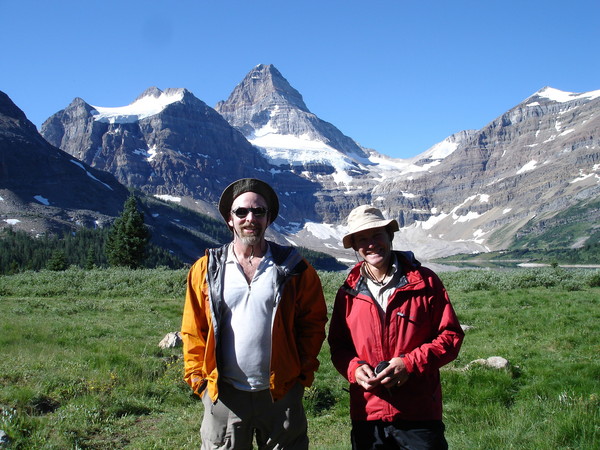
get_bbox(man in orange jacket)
[181,178,328,449]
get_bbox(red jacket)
[328,251,464,421]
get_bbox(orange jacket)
[181,242,327,402]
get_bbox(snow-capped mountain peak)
[217,64,309,114]
[32,66,600,264]
[530,86,600,104]
[91,88,185,124]
[216,64,369,162]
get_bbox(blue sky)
[1,0,598,159]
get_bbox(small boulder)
[0,429,10,447]
[469,356,510,370]
[158,331,182,349]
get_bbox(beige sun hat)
[342,205,399,248]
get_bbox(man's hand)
[375,356,409,389]
[354,363,380,391]
[355,357,409,391]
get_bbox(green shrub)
[587,272,600,288]
[441,267,600,292]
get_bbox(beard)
[239,235,261,246]
[236,225,264,246]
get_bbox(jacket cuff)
[191,376,207,395]
[348,359,368,383]
[400,353,414,374]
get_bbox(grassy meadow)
[0,267,599,449]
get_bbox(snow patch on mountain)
[155,194,182,203]
[251,127,346,166]
[570,164,600,184]
[473,229,487,244]
[422,139,459,160]
[416,212,449,230]
[70,160,113,190]
[303,222,346,240]
[517,160,538,174]
[372,132,472,180]
[91,90,184,124]
[454,211,482,223]
[535,87,600,103]
[367,153,412,171]
[250,122,364,187]
[147,146,159,162]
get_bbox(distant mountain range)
[0,90,226,263]
[2,64,599,264]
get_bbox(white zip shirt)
[219,244,276,391]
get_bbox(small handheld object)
[374,360,390,375]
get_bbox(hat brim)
[342,219,399,248]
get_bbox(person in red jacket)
[328,205,464,449]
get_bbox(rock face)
[0,429,9,446]
[0,91,226,263]
[375,87,600,252]
[0,90,130,235]
[40,86,323,228]
[31,65,600,260]
[215,64,368,160]
[41,88,268,205]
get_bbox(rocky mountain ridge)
[212,66,600,259]
[5,65,599,262]
[0,90,130,234]
[40,83,328,230]
[215,64,369,162]
[0,90,232,263]
[372,86,600,255]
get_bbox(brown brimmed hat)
[342,205,399,248]
[218,178,279,224]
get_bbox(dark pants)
[351,419,448,450]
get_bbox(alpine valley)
[2,64,599,265]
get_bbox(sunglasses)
[231,207,268,218]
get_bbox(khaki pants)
[200,381,308,449]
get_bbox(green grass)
[1,267,599,448]
[442,287,599,449]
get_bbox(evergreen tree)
[105,194,150,269]
[47,250,68,271]
[85,247,96,270]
